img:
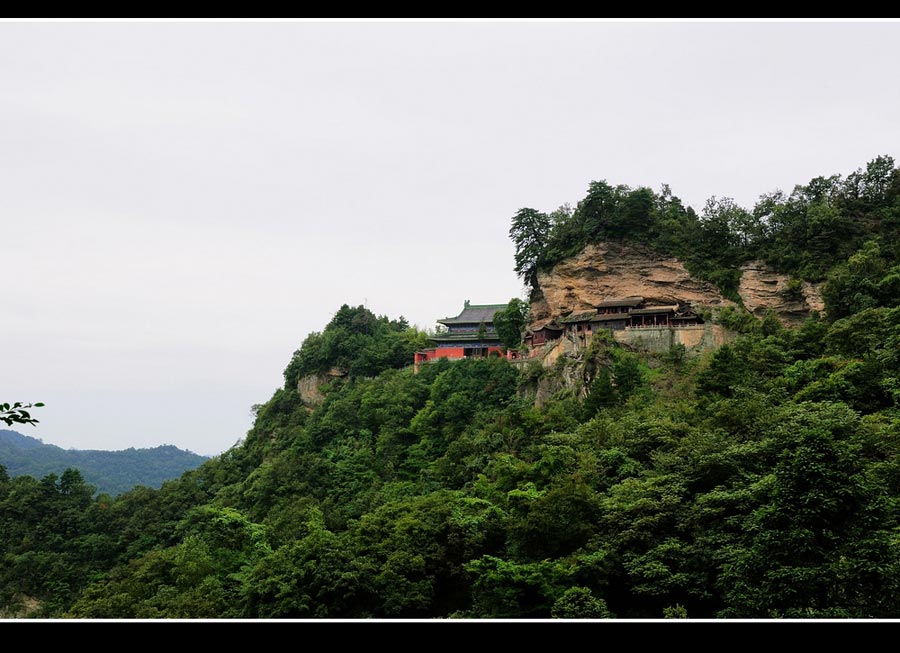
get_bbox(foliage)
[5,289,900,618]
[509,155,900,298]
[822,239,900,320]
[551,586,614,618]
[0,430,207,496]
[493,298,529,349]
[8,156,900,619]
[509,208,552,287]
[1,402,44,428]
[283,305,429,388]
[713,306,759,335]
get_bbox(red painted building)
[414,301,507,366]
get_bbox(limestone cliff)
[296,368,346,409]
[530,242,825,327]
[530,242,732,325]
[737,261,825,324]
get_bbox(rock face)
[530,242,733,325]
[297,368,346,408]
[737,261,825,324]
[297,374,328,406]
[530,243,825,328]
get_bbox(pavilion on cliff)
[414,300,507,365]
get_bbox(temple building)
[414,297,706,366]
[629,305,680,327]
[597,296,644,315]
[414,301,507,365]
[522,297,704,356]
[523,321,564,348]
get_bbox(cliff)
[530,242,824,327]
[737,261,825,323]
[296,368,347,409]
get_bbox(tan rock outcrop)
[530,242,733,326]
[297,367,346,408]
[737,261,825,324]
[530,243,825,328]
[297,374,328,406]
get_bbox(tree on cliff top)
[510,208,551,287]
[283,305,429,388]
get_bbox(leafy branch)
[1,402,45,427]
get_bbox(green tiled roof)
[429,332,502,343]
[437,303,507,325]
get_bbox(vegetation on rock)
[4,158,900,618]
[282,304,429,388]
[510,155,900,301]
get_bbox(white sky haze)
[2,20,899,455]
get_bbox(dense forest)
[0,430,207,496]
[3,156,900,619]
[510,155,900,301]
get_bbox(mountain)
[3,155,900,619]
[0,429,208,496]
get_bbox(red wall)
[415,346,505,363]
[431,347,466,360]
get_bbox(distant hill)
[0,430,208,496]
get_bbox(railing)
[628,323,703,329]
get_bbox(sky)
[2,20,899,456]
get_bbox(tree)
[1,402,44,427]
[493,298,529,349]
[551,586,614,618]
[616,187,656,238]
[822,239,900,320]
[612,354,645,401]
[510,208,551,287]
[719,402,900,617]
[583,367,616,417]
[282,305,429,387]
[696,345,748,398]
[578,180,622,239]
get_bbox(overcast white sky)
[2,20,899,456]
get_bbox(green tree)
[719,403,900,617]
[283,305,428,387]
[578,180,624,239]
[551,586,614,618]
[822,240,900,320]
[493,298,529,349]
[696,344,748,398]
[612,354,645,401]
[242,509,364,618]
[509,208,552,287]
[583,367,616,417]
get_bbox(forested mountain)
[0,430,208,496]
[283,304,429,388]
[3,156,900,618]
[510,154,900,302]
